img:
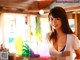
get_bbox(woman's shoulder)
[67,34,77,37]
[67,34,79,40]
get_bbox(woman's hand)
[61,51,70,57]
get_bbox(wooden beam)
[65,5,80,12]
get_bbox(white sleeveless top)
[48,34,80,60]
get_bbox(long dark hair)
[48,6,73,41]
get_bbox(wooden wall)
[67,13,80,39]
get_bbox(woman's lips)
[53,24,58,27]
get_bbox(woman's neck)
[56,29,66,38]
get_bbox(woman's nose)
[52,19,56,24]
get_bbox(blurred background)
[0,0,80,60]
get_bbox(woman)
[47,7,80,60]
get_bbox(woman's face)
[49,15,62,30]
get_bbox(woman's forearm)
[75,55,80,59]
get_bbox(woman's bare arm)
[75,48,80,59]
